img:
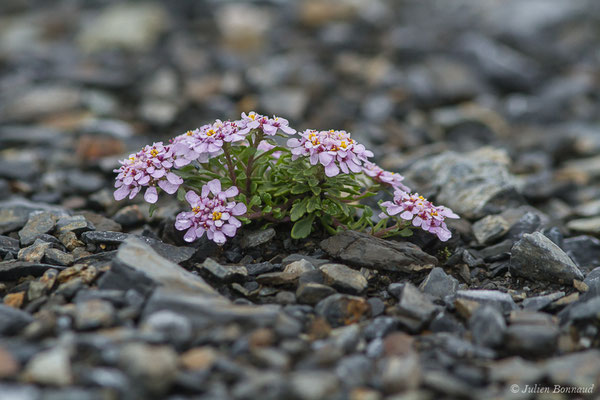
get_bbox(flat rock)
[240,228,276,249]
[403,148,522,219]
[18,211,58,246]
[566,216,600,235]
[390,283,439,330]
[0,304,33,335]
[296,283,337,305]
[510,232,584,284]
[0,260,64,280]
[320,230,437,272]
[319,263,367,294]
[419,267,459,298]
[0,235,19,258]
[81,231,195,265]
[56,215,95,235]
[472,215,509,245]
[199,258,247,281]
[469,305,506,348]
[563,235,600,270]
[455,290,517,313]
[522,291,565,311]
[315,294,371,328]
[0,198,67,235]
[111,238,219,297]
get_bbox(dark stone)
[563,235,600,270]
[56,215,95,235]
[81,231,195,265]
[296,283,337,305]
[455,290,517,313]
[506,212,542,241]
[0,304,33,335]
[320,230,437,273]
[18,211,58,246]
[364,316,399,341]
[522,292,565,311]
[469,305,506,348]
[0,235,19,259]
[240,228,276,249]
[510,232,584,284]
[419,267,459,298]
[0,260,65,280]
[246,262,279,276]
[315,294,371,328]
[0,198,67,235]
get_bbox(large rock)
[510,232,584,284]
[403,148,522,219]
[320,231,437,273]
[81,231,195,265]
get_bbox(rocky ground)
[1,0,600,399]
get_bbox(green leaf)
[291,183,310,194]
[399,227,413,237]
[306,196,321,213]
[263,205,273,213]
[290,198,309,222]
[177,186,186,202]
[291,214,315,239]
[148,203,158,218]
[249,195,261,208]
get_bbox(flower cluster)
[113,111,460,245]
[238,111,296,136]
[174,179,247,244]
[171,119,246,166]
[113,142,183,204]
[287,129,374,177]
[379,190,459,241]
[362,161,410,192]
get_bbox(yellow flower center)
[418,196,425,200]
[129,156,136,162]
[186,130,194,136]
[212,211,222,220]
[431,211,438,216]
[249,114,256,120]
[340,141,347,149]
[206,129,216,136]
[150,149,159,157]
[192,207,201,214]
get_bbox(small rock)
[0,304,32,335]
[296,283,337,305]
[379,355,421,394]
[469,305,506,348]
[22,346,73,386]
[315,294,370,328]
[240,228,276,249]
[74,299,115,330]
[43,248,74,266]
[3,292,25,308]
[472,215,509,245]
[179,347,218,371]
[563,235,600,270]
[18,211,58,246]
[0,235,19,259]
[505,311,559,356]
[141,310,192,347]
[199,258,247,281]
[390,283,439,331]
[18,241,51,263]
[27,268,58,301]
[566,217,600,235]
[118,343,178,395]
[455,290,517,313]
[290,371,339,400]
[522,291,565,311]
[0,346,19,378]
[56,215,95,235]
[321,230,437,273]
[319,263,368,294]
[510,232,584,284]
[419,267,459,298]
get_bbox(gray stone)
[391,283,439,330]
[43,248,74,267]
[469,305,506,348]
[379,354,421,394]
[22,346,73,386]
[319,263,367,294]
[290,371,339,400]
[18,211,58,246]
[240,228,276,249]
[257,259,315,286]
[472,215,509,245]
[335,354,373,387]
[563,235,600,269]
[504,311,558,356]
[81,231,195,265]
[419,267,459,298]
[140,310,192,347]
[315,294,371,328]
[74,299,115,330]
[510,232,584,284]
[456,290,517,313]
[56,215,95,235]
[566,217,600,235]
[0,260,64,281]
[199,258,247,281]
[296,283,337,305]
[0,235,19,259]
[320,230,437,273]
[1,85,81,121]
[78,3,168,52]
[112,238,218,297]
[403,148,521,219]
[0,198,68,235]
[522,291,565,311]
[117,343,177,395]
[364,316,399,341]
[543,349,600,388]
[17,241,51,263]
[0,304,33,335]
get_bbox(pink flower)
[379,190,459,241]
[362,161,411,192]
[238,111,296,136]
[113,142,183,204]
[174,179,247,245]
[171,120,246,166]
[257,140,282,159]
[287,129,374,177]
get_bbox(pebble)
[319,263,368,294]
[296,283,337,305]
[455,290,517,313]
[320,230,437,273]
[419,267,459,298]
[199,258,247,281]
[18,211,58,246]
[510,232,584,284]
[22,346,73,386]
[117,343,178,395]
[315,294,371,328]
[469,305,506,348]
[74,299,115,330]
[472,215,509,245]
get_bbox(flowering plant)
[113,112,459,245]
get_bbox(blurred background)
[1,0,600,208]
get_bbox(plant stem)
[372,222,400,238]
[245,132,263,196]
[222,143,237,187]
